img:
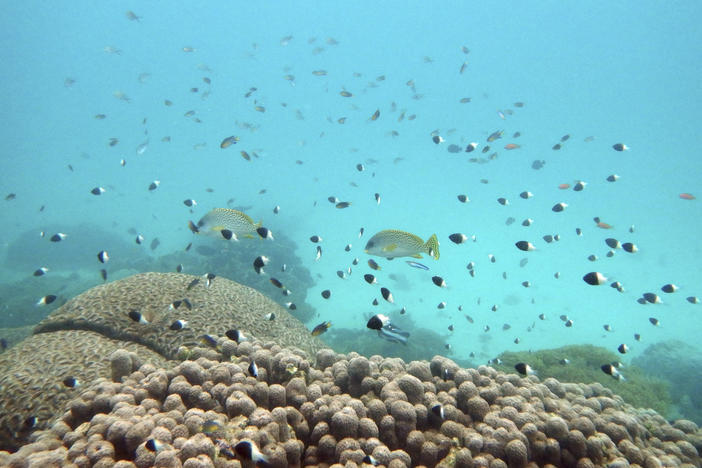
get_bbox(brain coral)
[34,272,326,359]
[0,272,326,451]
[0,330,167,451]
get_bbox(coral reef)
[2,339,700,467]
[633,340,702,425]
[0,330,168,452]
[0,272,326,451]
[34,272,325,360]
[494,344,673,418]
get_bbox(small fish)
[367,259,381,271]
[465,142,477,152]
[679,193,695,200]
[170,319,188,331]
[449,233,468,244]
[686,296,699,304]
[339,90,353,97]
[374,193,381,205]
[201,420,224,435]
[33,267,49,277]
[617,343,629,354]
[248,360,258,377]
[100,269,108,282]
[91,187,106,196]
[367,314,390,330]
[97,250,109,263]
[363,455,381,466]
[573,181,587,191]
[430,404,445,420]
[335,201,352,209]
[128,309,149,324]
[62,376,80,388]
[519,191,533,199]
[622,242,638,253]
[497,197,509,206]
[186,278,200,290]
[552,202,568,212]
[200,334,220,349]
[50,233,67,242]
[643,292,661,304]
[315,245,322,261]
[515,241,535,252]
[321,289,331,299]
[225,329,246,343]
[148,180,160,191]
[234,440,268,465]
[364,274,377,284]
[431,276,446,288]
[514,363,536,376]
[310,235,323,243]
[661,283,678,293]
[606,174,620,182]
[37,295,57,306]
[253,256,268,274]
[220,136,239,149]
[601,363,625,381]
[311,321,332,336]
[612,143,629,152]
[145,439,165,452]
[381,287,394,303]
[405,260,429,271]
[150,238,160,250]
[432,135,444,144]
[183,199,197,207]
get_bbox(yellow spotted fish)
[195,208,261,239]
[364,230,440,260]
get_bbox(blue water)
[1,1,701,366]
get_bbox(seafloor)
[0,272,699,467]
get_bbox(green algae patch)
[494,344,672,417]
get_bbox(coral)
[0,330,167,451]
[1,341,700,467]
[34,272,326,359]
[494,344,673,417]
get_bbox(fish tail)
[425,234,440,260]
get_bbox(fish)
[363,455,381,466]
[195,208,261,239]
[50,233,67,242]
[62,376,80,388]
[607,174,620,182]
[487,130,503,142]
[100,269,108,282]
[220,136,239,149]
[504,143,521,150]
[515,241,535,252]
[234,440,268,465]
[514,363,536,376]
[201,420,224,435]
[183,199,197,207]
[617,344,629,354]
[253,256,268,274]
[432,135,444,144]
[148,180,160,191]
[520,191,533,199]
[340,90,353,97]
[497,197,509,206]
[573,181,587,191]
[128,309,148,324]
[315,245,322,261]
[552,202,568,212]
[364,274,377,284]
[150,238,160,250]
[601,363,625,381]
[449,233,468,244]
[248,360,258,377]
[37,295,57,306]
[377,323,410,345]
[335,201,351,209]
[582,272,607,286]
[661,284,678,293]
[465,142,477,153]
[145,439,165,452]
[367,259,381,271]
[457,194,469,203]
[225,329,246,343]
[365,230,440,260]
[381,287,394,303]
[622,242,638,253]
[432,276,446,288]
[170,319,188,330]
[33,267,49,276]
[374,193,381,205]
[264,312,275,321]
[612,143,629,152]
[311,321,331,336]
[310,235,323,243]
[405,260,429,271]
[321,289,331,299]
[97,250,109,263]
[605,238,621,249]
[91,187,106,195]
[679,193,695,200]
[643,292,661,304]
[686,296,699,304]
[367,314,390,330]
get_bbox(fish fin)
[411,254,423,259]
[425,234,440,260]
[383,244,398,252]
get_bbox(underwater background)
[1,1,701,422]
